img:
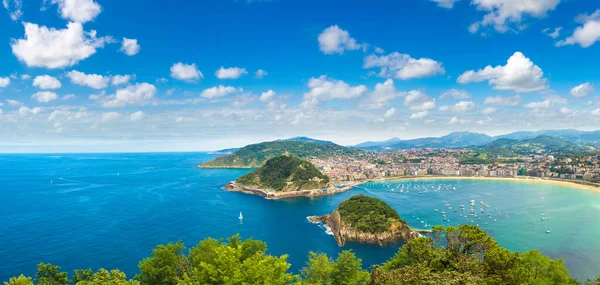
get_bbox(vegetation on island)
[236,155,329,191]
[200,140,361,168]
[337,195,406,234]
[6,227,599,285]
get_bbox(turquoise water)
[1,153,599,281]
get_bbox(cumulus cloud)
[48,0,102,23]
[19,106,42,116]
[120,38,140,56]
[592,108,600,117]
[32,91,58,103]
[301,75,367,108]
[3,0,22,20]
[255,69,268,79]
[101,83,156,108]
[525,100,553,109]
[66,70,109,89]
[259,90,275,102]
[557,10,600,48]
[457,52,547,93]
[200,85,242,99]
[170,62,202,82]
[404,90,436,111]
[33,75,61,89]
[469,0,560,34]
[318,25,361,54]
[410,111,429,119]
[359,79,405,109]
[112,74,133,86]
[482,107,497,114]
[364,52,445,80]
[570,82,595,98]
[430,0,460,9]
[384,108,396,118]
[483,95,522,106]
[543,27,562,38]
[101,112,120,122]
[0,77,10,88]
[439,89,471,100]
[449,116,470,124]
[215,67,248,79]
[442,101,476,112]
[130,111,146,121]
[11,22,111,69]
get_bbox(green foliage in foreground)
[201,140,361,168]
[6,227,600,285]
[337,194,406,234]
[236,155,329,191]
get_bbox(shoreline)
[223,181,362,200]
[362,175,600,193]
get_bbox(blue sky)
[0,0,599,152]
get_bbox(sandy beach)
[364,175,600,193]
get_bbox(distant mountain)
[354,129,600,151]
[199,140,361,168]
[354,132,494,150]
[282,137,336,145]
[478,135,597,155]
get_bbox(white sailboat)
[239,212,243,221]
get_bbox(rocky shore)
[224,182,358,200]
[307,211,422,246]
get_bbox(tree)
[136,242,187,285]
[35,263,68,285]
[4,275,34,285]
[74,269,138,285]
[300,251,369,285]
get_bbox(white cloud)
[215,67,248,79]
[469,0,560,34]
[130,111,146,121]
[559,107,573,115]
[543,27,562,38]
[525,100,552,109]
[259,90,275,102]
[482,107,497,114]
[318,25,361,54]
[66,70,109,89]
[592,108,600,117]
[11,22,111,69]
[364,52,445,80]
[457,52,548,93]
[384,108,396,118]
[255,69,268,79]
[101,112,121,122]
[301,75,367,108]
[120,38,140,56]
[483,95,522,106]
[170,62,202,82]
[7,99,23,107]
[19,106,42,116]
[439,89,471,100]
[0,77,10,88]
[101,83,156,108]
[3,0,22,20]
[410,111,429,119]
[404,90,436,111]
[447,101,476,112]
[449,116,470,124]
[557,10,600,48]
[33,75,61,89]
[570,82,595,98]
[49,0,102,23]
[20,74,30,80]
[62,94,76,100]
[32,91,58,103]
[200,85,242,99]
[430,0,460,9]
[360,79,405,109]
[112,74,133,86]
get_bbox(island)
[224,155,357,199]
[308,194,422,246]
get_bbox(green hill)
[482,135,595,155]
[200,140,361,168]
[337,194,406,234]
[235,155,329,192]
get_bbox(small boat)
[546,230,551,233]
[434,208,438,212]
[541,217,549,221]
[239,212,243,221]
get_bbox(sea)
[1,152,600,282]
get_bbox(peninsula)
[308,194,421,246]
[224,155,355,199]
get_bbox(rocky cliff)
[308,210,421,246]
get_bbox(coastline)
[223,181,362,200]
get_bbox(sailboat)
[239,212,243,221]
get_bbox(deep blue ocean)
[1,153,600,282]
